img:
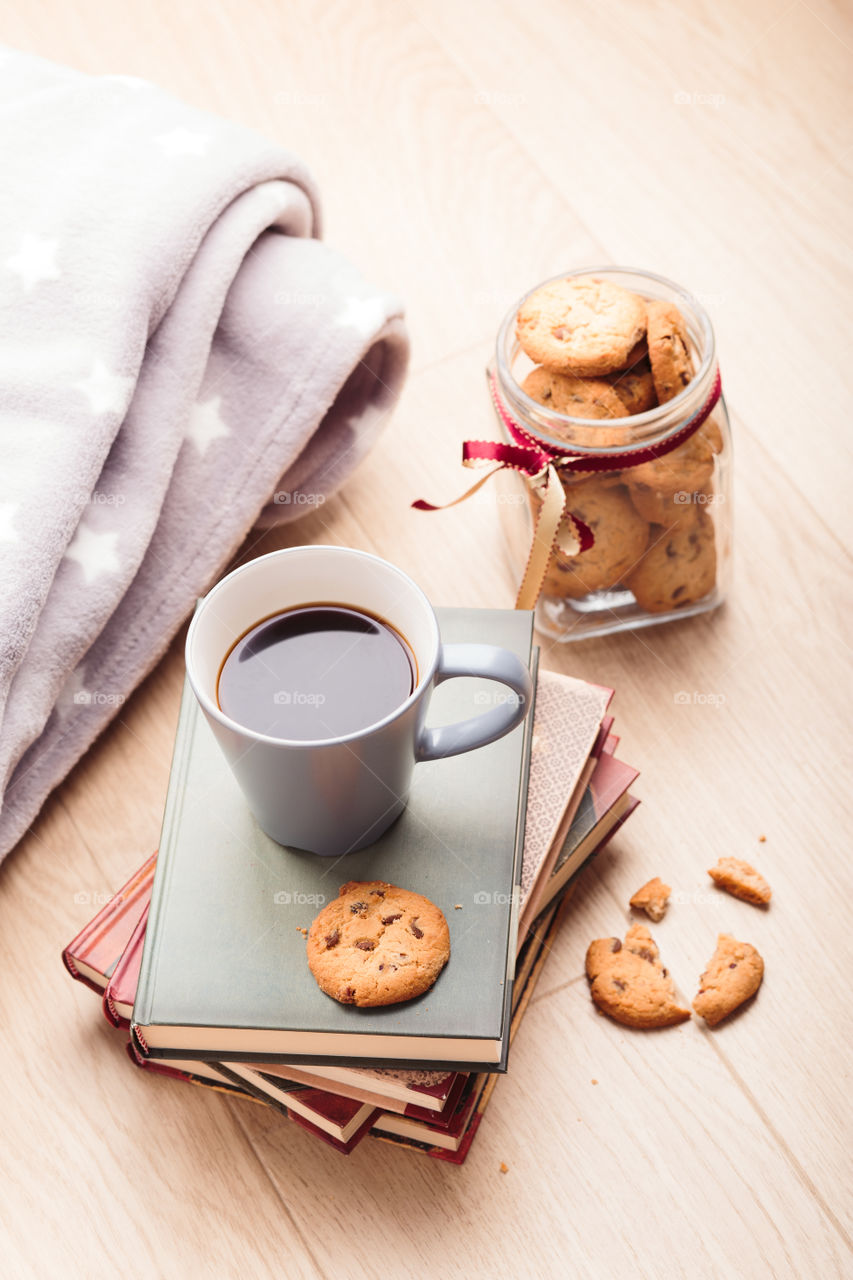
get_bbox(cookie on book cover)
[306,881,450,1008]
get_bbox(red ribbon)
[413,368,722,609]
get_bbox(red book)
[286,1104,380,1156]
[370,1069,484,1152]
[217,1064,380,1154]
[62,853,156,993]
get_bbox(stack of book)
[63,609,639,1163]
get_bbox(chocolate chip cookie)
[607,354,658,416]
[521,366,626,420]
[624,510,717,613]
[646,300,694,402]
[516,277,647,377]
[626,482,712,528]
[626,424,717,503]
[307,881,450,1007]
[542,480,649,598]
[585,924,690,1029]
[693,934,764,1026]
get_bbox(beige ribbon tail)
[514,464,567,611]
[417,464,507,511]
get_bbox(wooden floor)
[2,2,852,1276]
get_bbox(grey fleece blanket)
[0,50,408,858]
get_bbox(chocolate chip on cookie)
[629,877,671,922]
[585,924,690,1029]
[707,857,772,906]
[693,933,764,1026]
[516,277,647,377]
[307,881,450,1007]
[646,300,694,403]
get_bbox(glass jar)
[489,266,732,642]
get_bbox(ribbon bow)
[414,368,722,611]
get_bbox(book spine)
[103,904,150,1028]
[131,682,198,1032]
[499,644,538,1061]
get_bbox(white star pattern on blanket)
[186,395,230,456]
[334,294,388,335]
[73,359,134,415]
[64,523,121,585]
[5,234,60,292]
[0,503,18,543]
[155,128,210,157]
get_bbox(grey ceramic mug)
[185,545,533,856]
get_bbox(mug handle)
[415,644,533,763]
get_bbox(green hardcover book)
[132,608,536,1072]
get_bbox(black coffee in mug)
[216,604,418,741]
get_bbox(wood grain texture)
[0,2,851,1277]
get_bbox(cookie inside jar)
[494,268,731,640]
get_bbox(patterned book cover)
[519,671,612,912]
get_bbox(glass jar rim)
[495,265,717,454]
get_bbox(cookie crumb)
[758,834,766,842]
[591,1079,598,1085]
[629,877,671,922]
[454,904,463,910]
[499,1161,509,1174]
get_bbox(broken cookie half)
[585,924,690,1029]
[693,934,764,1027]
